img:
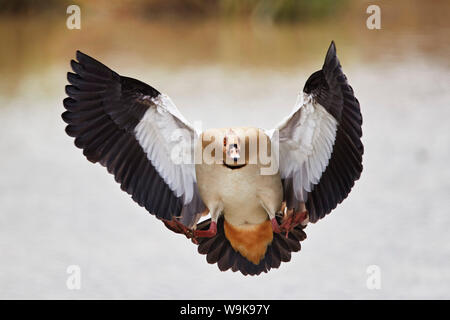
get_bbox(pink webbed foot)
[162,217,194,239]
[163,218,218,244]
[280,210,308,238]
[194,221,217,239]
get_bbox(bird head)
[223,129,244,168]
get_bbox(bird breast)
[195,133,283,227]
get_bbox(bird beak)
[228,145,240,162]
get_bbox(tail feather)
[196,215,307,276]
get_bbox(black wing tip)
[73,50,114,77]
[303,41,338,94]
[75,50,90,63]
[70,59,82,76]
[61,110,71,124]
[75,50,94,66]
[323,40,339,70]
[327,41,336,58]
[67,71,79,84]
[75,50,96,66]
[329,40,336,53]
[65,84,74,95]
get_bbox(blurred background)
[0,0,449,299]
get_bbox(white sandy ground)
[0,59,449,299]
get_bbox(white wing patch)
[134,93,197,204]
[276,93,338,200]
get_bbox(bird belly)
[196,161,283,265]
[195,163,282,226]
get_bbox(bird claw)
[279,210,308,238]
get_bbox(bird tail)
[196,216,307,276]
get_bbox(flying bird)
[62,41,363,276]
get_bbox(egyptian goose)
[62,41,363,275]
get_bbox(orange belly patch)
[224,219,273,265]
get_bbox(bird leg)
[194,207,222,238]
[270,201,286,233]
[260,199,283,234]
[193,207,220,239]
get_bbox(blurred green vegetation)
[0,0,69,15]
[0,0,348,23]
[220,0,346,22]
[0,0,449,96]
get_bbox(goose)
[62,41,363,276]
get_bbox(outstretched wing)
[273,41,363,222]
[62,51,205,227]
